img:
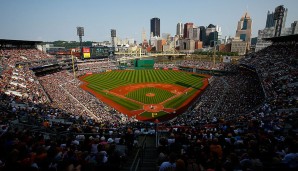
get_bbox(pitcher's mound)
[146,93,155,97]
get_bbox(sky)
[0,0,297,43]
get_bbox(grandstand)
[0,36,297,171]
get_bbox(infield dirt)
[79,73,210,121]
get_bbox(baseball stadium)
[1,3,298,168]
[1,35,297,171]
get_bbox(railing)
[130,135,147,171]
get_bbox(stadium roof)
[263,34,298,42]
[0,39,43,49]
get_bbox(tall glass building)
[150,18,160,37]
[266,11,275,28]
[176,22,183,37]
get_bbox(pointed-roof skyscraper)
[235,12,252,49]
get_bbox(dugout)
[134,59,154,69]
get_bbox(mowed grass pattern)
[82,70,205,112]
[83,70,204,90]
[126,87,174,104]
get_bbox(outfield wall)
[134,59,154,69]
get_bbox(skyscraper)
[209,31,219,47]
[274,5,287,37]
[193,27,200,41]
[266,11,275,28]
[291,21,298,35]
[176,22,184,37]
[199,26,206,45]
[256,5,289,52]
[235,12,252,49]
[205,24,222,46]
[183,23,194,39]
[150,17,160,37]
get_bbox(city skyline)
[0,0,297,43]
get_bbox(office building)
[256,5,290,51]
[179,39,195,53]
[156,39,166,52]
[199,26,206,45]
[231,37,247,55]
[266,11,275,28]
[209,31,219,47]
[274,5,288,37]
[291,21,298,34]
[195,41,203,49]
[206,24,216,37]
[150,17,160,37]
[176,22,184,37]
[193,27,200,41]
[235,12,252,50]
[183,23,194,39]
[205,24,222,46]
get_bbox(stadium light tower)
[111,29,116,58]
[77,26,84,59]
[111,29,116,49]
[109,29,116,67]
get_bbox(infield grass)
[126,87,174,104]
[82,69,205,115]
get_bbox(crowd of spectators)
[76,60,118,76]
[0,48,144,170]
[155,42,298,171]
[0,40,297,171]
[0,49,53,105]
[154,60,225,70]
[0,49,53,68]
[241,43,298,110]
[38,70,129,123]
[167,64,264,127]
[156,106,297,171]
[0,97,141,170]
[179,60,225,70]
[5,67,48,104]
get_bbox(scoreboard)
[82,46,114,59]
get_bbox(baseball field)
[79,69,209,121]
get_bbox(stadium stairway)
[121,135,157,171]
[139,135,157,171]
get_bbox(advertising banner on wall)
[83,47,90,58]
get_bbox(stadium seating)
[0,40,297,170]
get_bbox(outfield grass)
[126,87,174,104]
[82,69,205,115]
[84,70,204,90]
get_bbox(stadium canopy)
[263,34,298,43]
[0,39,43,49]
